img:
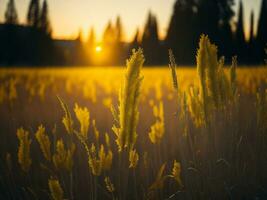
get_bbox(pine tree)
[248,11,255,63]
[88,27,96,47]
[39,0,51,34]
[235,0,246,62]
[27,0,40,28]
[87,27,96,65]
[142,11,159,45]
[141,11,160,64]
[249,11,254,45]
[132,28,139,47]
[166,0,197,64]
[103,21,115,45]
[76,29,83,42]
[129,28,140,57]
[217,0,235,59]
[197,0,220,42]
[115,16,123,43]
[4,0,18,25]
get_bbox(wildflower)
[17,128,32,172]
[35,125,51,161]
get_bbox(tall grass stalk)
[112,48,144,151]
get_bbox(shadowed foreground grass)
[0,39,267,200]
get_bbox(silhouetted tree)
[131,28,140,48]
[141,11,160,65]
[114,16,125,64]
[128,28,141,60]
[257,0,267,63]
[39,0,51,34]
[248,11,256,63]
[166,0,236,64]
[166,0,197,64]
[88,27,96,47]
[142,11,159,44]
[87,27,96,64]
[102,21,116,64]
[249,11,255,44]
[197,0,220,42]
[103,21,115,45]
[115,16,123,43]
[235,0,246,62]
[217,0,235,59]
[27,0,40,27]
[5,0,18,24]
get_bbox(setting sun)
[95,45,102,53]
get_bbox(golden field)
[0,41,267,200]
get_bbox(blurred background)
[0,0,266,66]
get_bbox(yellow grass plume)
[104,176,115,193]
[35,125,51,161]
[58,96,73,135]
[74,103,90,139]
[194,35,234,125]
[112,49,145,151]
[48,178,64,200]
[148,101,165,144]
[17,127,32,172]
[88,144,113,176]
[53,139,75,171]
[129,149,139,168]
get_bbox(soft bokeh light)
[95,45,102,53]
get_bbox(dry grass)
[0,39,267,199]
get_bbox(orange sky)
[0,0,262,42]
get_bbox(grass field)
[1,40,267,199]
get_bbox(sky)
[0,0,263,42]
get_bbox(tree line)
[137,0,267,65]
[0,0,61,66]
[0,0,266,66]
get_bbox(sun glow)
[95,46,102,53]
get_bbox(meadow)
[0,36,267,200]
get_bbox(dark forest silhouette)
[0,0,266,66]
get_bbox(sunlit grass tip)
[112,48,145,151]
